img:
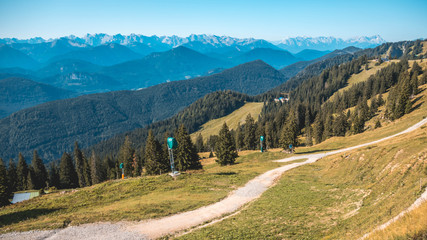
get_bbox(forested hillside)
[0,60,285,161]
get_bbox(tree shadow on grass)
[215,171,237,176]
[0,208,61,227]
[295,148,339,155]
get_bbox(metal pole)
[260,140,263,152]
[169,148,175,173]
[121,168,124,179]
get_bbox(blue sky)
[0,0,426,41]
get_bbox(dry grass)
[190,102,263,142]
[368,200,427,240]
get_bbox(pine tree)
[215,123,238,166]
[304,107,313,146]
[31,150,48,189]
[145,130,168,175]
[333,112,348,137]
[323,114,333,139]
[0,158,10,207]
[26,167,35,190]
[118,136,135,178]
[279,111,299,149]
[235,122,244,151]
[48,162,60,188]
[195,133,204,153]
[243,114,256,150]
[7,159,17,195]
[16,153,28,191]
[175,125,202,171]
[90,151,102,185]
[313,116,324,144]
[265,121,274,149]
[74,142,88,187]
[59,152,78,189]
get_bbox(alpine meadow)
[1,0,427,239]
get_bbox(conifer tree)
[0,158,10,207]
[48,162,60,188]
[7,159,17,194]
[323,114,334,139]
[74,142,88,187]
[16,153,28,191]
[31,150,48,189]
[118,136,135,178]
[215,123,238,166]
[235,122,244,151]
[59,152,78,189]
[313,116,324,144]
[375,119,382,129]
[145,130,168,175]
[279,111,299,149]
[243,114,256,150]
[195,133,204,153]
[26,167,35,190]
[333,112,348,137]
[265,121,274,149]
[303,106,313,146]
[175,125,202,171]
[90,151,102,185]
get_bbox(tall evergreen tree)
[279,111,299,149]
[265,121,274,149]
[74,142,88,187]
[313,117,324,144]
[48,162,60,188]
[16,153,28,191]
[59,152,78,189]
[0,158,10,207]
[26,167,35,190]
[145,130,168,175]
[195,133,204,153]
[90,151,102,185]
[31,150,48,189]
[7,159,17,195]
[304,106,313,146]
[333,112,348,137]
[118,136,135,178]
[235,122,244,151]
[243,114,256,150]
[215,123,238,166]
[175,125,202,171]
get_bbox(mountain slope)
[0,77,77,118]
[48,43,142,66]
[232,48,300,69]
[0,60,285,161]
[0,44,39,69]
[294,49,331,61]
[102,46,229,88]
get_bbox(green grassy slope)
[190,102,263,142]
[178,84,427,240]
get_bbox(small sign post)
[119,163,124,179]
[167,137,179,177]
[260,136,265,152]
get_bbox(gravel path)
[2,118,427,240]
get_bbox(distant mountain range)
[274,35,385,53]
[1,34,385,56]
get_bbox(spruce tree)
[333,112,348,137]
[195,133,204,153]
[48,162,60,188]
[375,119,382,129]
[16,153,28,191]
[215,123,238,166]
[90,151,102,185]
[0,158,10,207]
[304,107,313,146]
[175,125,202,171]
[59,152,78,189]
[31,150,48,189]
[265,121,274,149]
[145,130,168,175]
[7,159,17,195]
[243,114,256,150]
[26,167,35,190]
[235,122,244,151]
[279,112,299,150]
[74,142,88,187]
[118,136,135,178]
[313,117,324,144]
